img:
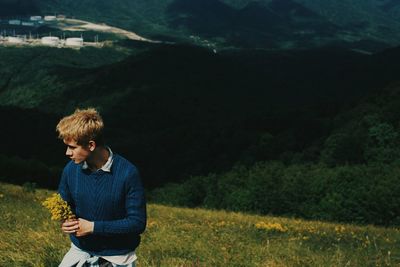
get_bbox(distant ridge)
[1,0,399,51]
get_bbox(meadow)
[0,182,398,266]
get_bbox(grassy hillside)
[0,182,398,266]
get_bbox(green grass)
[0,182,398,266]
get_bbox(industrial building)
[21,22,35,27]
[44,16,57,21]
[9,20,21,25]
[41,36,60,46]
[7,36,24,44]
[65,37,84,47]
[30,16,42,21]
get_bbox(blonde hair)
[56,108,105,146]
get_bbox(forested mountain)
[2,0,400,51]
[149,60,400,225]
[1,42,400,189]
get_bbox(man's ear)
[88,140,96,152]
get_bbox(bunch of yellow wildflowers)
[42,193,75,221]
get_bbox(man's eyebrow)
[67,145,77,148]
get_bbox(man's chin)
[71,159,82,164]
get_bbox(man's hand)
[61,218,94,237]
[61,219,79,234]
[75,218,94,237]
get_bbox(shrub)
[150,161,400,226]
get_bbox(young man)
[56,108,146,267]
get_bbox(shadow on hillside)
[166,0,339,47]
[379,0,400,12]
[0,0,41,16]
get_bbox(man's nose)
[66,148,72,156]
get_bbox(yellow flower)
[147,220,158,228]
[335,226,346,233]
[216,221,226,227]
[255,222,287,233]
[42,193,75,221]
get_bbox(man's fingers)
[62,220,79,227]
[62,228,78,233]
[62,225,79,231]
[61,220,80,234]
[64,229,78,234]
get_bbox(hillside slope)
[0,182,398,266]
[2,44,400,188]
[2,0,400,50]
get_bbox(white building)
[7,36,24,44]
[30,16,42,21]
[41,36,60,46]
[65,37,84,47]
[22,22,35,26]
[9,20,21,25]
[44,16,57,21]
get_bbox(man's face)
[63,139,91,164]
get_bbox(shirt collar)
[82,147,114,172]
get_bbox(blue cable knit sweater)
[58,154,147,256]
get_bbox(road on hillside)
[58,18,161,43]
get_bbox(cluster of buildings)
[0,15,91,48]
[0,34,85,48]
[1,15,62,27]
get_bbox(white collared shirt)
[59,243,137,266]
[82,147,114,172]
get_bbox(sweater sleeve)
[93,168,147,235]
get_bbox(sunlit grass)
[0,183,398,266]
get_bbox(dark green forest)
[1,42,400,225]
[151,84,400,225]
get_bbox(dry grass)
[0,183,398,266]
